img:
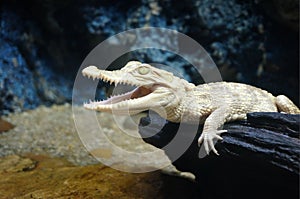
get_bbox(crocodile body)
[82,61,300,156]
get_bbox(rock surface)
[139,112,300,199]
[0,118,14,133]
[0,0,298,114]
[257,0,299,31]
[0,104,201,198]
[0,104,172,169]
[0,154,199,199]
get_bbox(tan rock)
[0,155,164,199]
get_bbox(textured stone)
[0,0,298,114]
[0,117,14,133]
[0,155,36,173]
[0,155,160,199]
[0,154,200,199]
[139,112,300,199]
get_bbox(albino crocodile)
[82,61,300,156]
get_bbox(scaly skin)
[82,61,300,157]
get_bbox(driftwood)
[139,112,300,199]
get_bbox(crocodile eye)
[138,67,150,75]
[164,74,173,82]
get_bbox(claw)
[198,136,203,147]
[217,130,227,134]
[211,146,219,155]
[198,129,227,157]
[215,134,223,140]
[204,138,209,154]
[208,138,215,153]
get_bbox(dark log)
[139,112,300,199]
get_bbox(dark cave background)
[0,0,298,114]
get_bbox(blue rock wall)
[0,0,298,114]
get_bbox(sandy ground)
[0,104,197,198]
[0,104,184,173]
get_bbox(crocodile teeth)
[82,65,141,87]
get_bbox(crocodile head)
[82,61,195,117]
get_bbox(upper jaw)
[82,66,140,87]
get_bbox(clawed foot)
[198,129,227,156]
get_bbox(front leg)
[198,106,230,157]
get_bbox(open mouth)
[87,86,153,106]
[82,66,154,109]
